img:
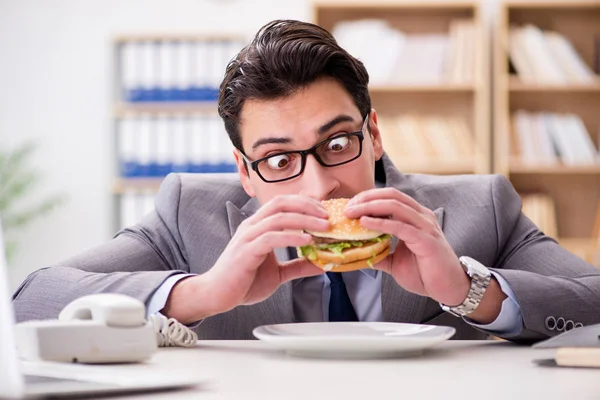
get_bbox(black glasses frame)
[241,114,369,183]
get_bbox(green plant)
[0,142,66,263]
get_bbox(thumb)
[278,257,324,283]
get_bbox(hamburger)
[297,198,392,272]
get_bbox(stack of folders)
[118,114,237,177]
[332,19,477,85]
[119,39,245,102]
[377,114,474,163]
[119,192,155,230]
[511,111,599,166]
[520,193,558,239]
[509,25,597,84]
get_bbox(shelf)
[559,237,598,247]
[113,178,165,194]
[369,83,475,93]
[509,77,600,93]
[114,102,218,117]
[504,1,600,10]
[510,163,600,175]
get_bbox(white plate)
[252,322,455,359]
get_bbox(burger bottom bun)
[315,238,391,264]
[309,245,391,272]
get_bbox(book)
[509,25,595,85]
[379,114,475,172]
[592,202,600,241]
[545,32,595,84]
[509,27,536,83]
[521,193,558,238]
[332,18,475,85]
[512,111,599,166]
[555,348,600,368]
[595,36,600,74]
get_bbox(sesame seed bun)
[306,198,383,241]
[299,198,392,272]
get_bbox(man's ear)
[369,109,384,160]
[234,150,256,197]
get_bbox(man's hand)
[163,195,329,324]
[345,188,506,323]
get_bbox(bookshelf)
[494,0,600,265]
[112,34,246,230]
[313,0,491,175]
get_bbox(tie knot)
[326,271,344,284]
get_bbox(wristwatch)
[440,256,492,317]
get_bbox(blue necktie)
[326,272,359,322]
[287,248,359,322]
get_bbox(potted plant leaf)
[0,142,66,263]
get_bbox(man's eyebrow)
[318,115,356,134]
[251,137,291,150]
[250,114,356,150]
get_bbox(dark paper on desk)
[533,323,600,349]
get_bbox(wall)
[0,0,498,291]
[0,0,310,290]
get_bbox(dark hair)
[218,19,371,153]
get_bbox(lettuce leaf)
[298,234,391,260]
[298,245,318,260]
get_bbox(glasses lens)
[316,134,361,166]
[256,152,303,182]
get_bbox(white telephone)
[15,293,197,364]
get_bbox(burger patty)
[312,237,343,245]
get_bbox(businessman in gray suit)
[13,20,600,343]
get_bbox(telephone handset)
[59,293,147,328]
[16,294,197,364]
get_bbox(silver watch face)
[460,256,490,279]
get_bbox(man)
[13,20,600,343]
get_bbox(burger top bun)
[306,198,383,241]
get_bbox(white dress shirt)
[147,268,523,336]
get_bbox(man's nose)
[299,154,339,200]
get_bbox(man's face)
[234,77,384,204]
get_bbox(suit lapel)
[382,207,444,323]
[225,198,295,324]
[380,154,447,323]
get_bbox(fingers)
[249,231,313,256]
[359,216,431,246]
[249,195,329,224]
[348,187,424,213]
[244,212,330,240]
[278,258,324,283]
[345,199,434,231]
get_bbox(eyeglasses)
[241,114,369,183]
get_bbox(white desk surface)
[22,340,600,400]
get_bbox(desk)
[22,340,600,399]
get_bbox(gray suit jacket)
[12,154,600,343]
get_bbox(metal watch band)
[440,257,492,317]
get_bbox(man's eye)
[266,154,291,169]
[327,136,350,152]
